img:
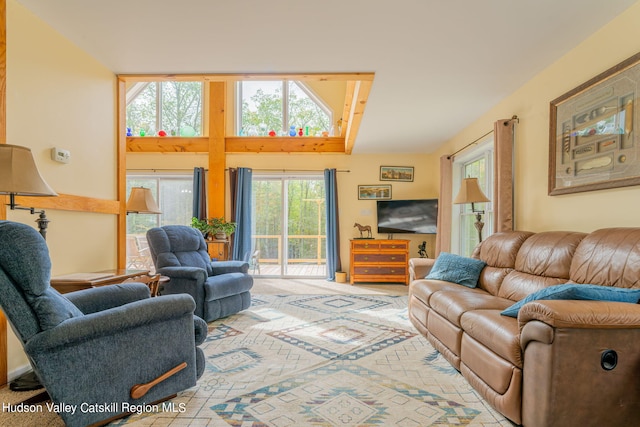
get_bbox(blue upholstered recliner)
[0,221,207,427]
[146,225,253,322]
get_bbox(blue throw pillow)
[501,284,640,318]
[426,252,486,288]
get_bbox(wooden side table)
[206,239,229,261]
[51,269,150,294]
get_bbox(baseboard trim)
[8,364,32,382]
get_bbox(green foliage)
[240,81,331,136]
[208,217,237,236]
[191,217,237,238]
[191,217,209,235]
[126,81,203,136]
[252,178,326,261]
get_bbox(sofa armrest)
[210,260,249,275]
[65,283,150,314]
[157,266,208,283]
[518,299,640,331]
[519,299,640,349]
[518,299,640,427]
[409,258,436,282]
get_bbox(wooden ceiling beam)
[225,137,345,153]
[343,80,372,154]
[118,72,374,83]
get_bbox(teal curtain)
[324,168,341,280]
[192,167,206,220]
[230,168,253,261]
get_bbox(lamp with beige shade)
[0,144,57,239]
[126,187,161,214]
[453,177,490,242]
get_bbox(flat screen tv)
[376,199,438,235]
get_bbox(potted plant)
[207,217,237,240]
[191,217,210,238]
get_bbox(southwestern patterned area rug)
[114,294,511,426]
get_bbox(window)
[452,141,493,256]
[126,81,203,137]
[126,174,193,271]
[237,81,332,137]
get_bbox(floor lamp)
[453,177,490,242]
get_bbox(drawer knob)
[364,256,368,260]
[364,269,369,273]
[391,256,396,260]
[391,270,395,273]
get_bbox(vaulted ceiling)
[15,0,639,153]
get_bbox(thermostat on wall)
[51,147,71,164]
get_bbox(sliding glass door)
[252,174,326,277]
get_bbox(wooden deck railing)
[253,234,326,264]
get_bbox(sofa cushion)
[426,252,486,288]
[429,289,513,327]
[461,309,522,368]
[471,231,533,296]
[501,283,640,318]
[498,231,586,301]
[570,227,640,289]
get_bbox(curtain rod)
[446,115,519,159]
[446,129,493,160]
[127,168,195,172]
[129,168,351,173]
[227,168,350,173]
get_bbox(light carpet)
[111,293,511,426]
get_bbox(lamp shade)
[0,144,57,196]
[453,177,490,204]
[126,187,161,214]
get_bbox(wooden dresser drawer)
[353,253,407,263]
[351,240,380,250]
[353,266,406,275]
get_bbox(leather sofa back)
[498,231,586,301]
[570,228,640,289]
[472,231,533,295]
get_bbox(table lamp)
[0,144,57,239]
[454,177,490,242]
[126,187,161,214]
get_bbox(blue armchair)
[146,225,253,322]
[0,221,207,427]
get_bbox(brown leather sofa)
[408,228,640,426]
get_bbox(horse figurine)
[354,223,372,238]
[418,241,428,258]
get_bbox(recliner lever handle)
[130,362,187,399]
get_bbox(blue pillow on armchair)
[501,283,640,318]
[425,252,486,288]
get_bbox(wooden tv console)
[349,239,409,285]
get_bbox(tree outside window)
[126,82,203,137]
[238,81,332,137]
